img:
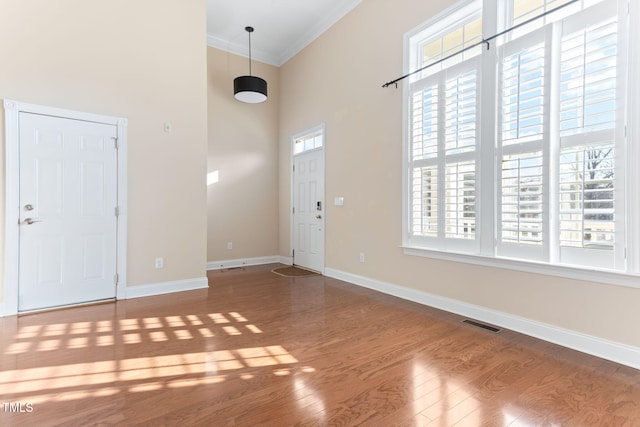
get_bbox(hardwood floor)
[1,263,639,426]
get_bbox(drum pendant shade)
[233,26,267,104]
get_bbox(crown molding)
[278,0,362,66]
[207,0,362,67]
[207,34,281,67]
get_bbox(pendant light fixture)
[234,26,267,103]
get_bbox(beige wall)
[279,0,640,348]
[0,0,208,301]
[206,47,280,264]
[4,0,637,355]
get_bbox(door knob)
[316,215,322,219]
[23,218,42,225]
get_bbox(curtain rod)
[382,0,580,88]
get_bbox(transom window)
[294,129,323,155]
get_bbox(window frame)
[402,0,640,288]
[293,124,325,155]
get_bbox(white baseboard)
[0,277,209,315]
[207,256,291,271]
[325,268,640,371]
[124,277,208,300]
[0,302,7,317]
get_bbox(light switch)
[334,197,344,206]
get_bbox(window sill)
[402,245,640,289]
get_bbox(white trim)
[206,256,290,271]
[206,1,362,66]
[4,100,20,316]
[124,277,208,300]
[207,34,280,67]
[403,246,640,289]
[115,117,128,301]
[324,267,640,370]
[627,0,640,274]
[0,302,7,317]
[3,99,128,317]
[278,0,362,66]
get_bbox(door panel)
[18,112,118,311]
[293,149,324,272]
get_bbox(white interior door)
[18,112,118,311]
[293,148,325,272]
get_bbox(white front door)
[18,112,118,311]
[293,148,325,272]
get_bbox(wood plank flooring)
[1,263,639,426]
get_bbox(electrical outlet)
[359,252,365,263]
[155,257,164,269]
[227,242,233,250]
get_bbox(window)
[404,0,633,277]
[408,1,482,252]
[294,128,323,155]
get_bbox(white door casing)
[292,147,325,272]
[3,100,128,315]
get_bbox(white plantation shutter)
[559,19,618,137]
[444,68,478,241]
[497,28,551,260]
[410,80,439,239]
[559,144,615,248]
[404,0,632,275]
[408,58,480,250]
[500,40,546,146]
[557,0,625,269]
[445,161,475,239]
[412,165,438,237]
[445,70,477,156]
[500,152,544,245]
[411,84,439,161]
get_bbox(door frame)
[290,123,326,272]
[3,99,128,316]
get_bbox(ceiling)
[206,0,362,67]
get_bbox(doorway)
[292,125,325,273]
[3,100,127,314]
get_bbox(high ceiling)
[206,0,362,67]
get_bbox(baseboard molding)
[124,277,208,300]
[0,302,8,317]
[0,277,209,316]
[325,268,640,371]
[207,256,291,271]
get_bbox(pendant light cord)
[246,26,254,76]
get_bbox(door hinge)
[114,273,119,285]
[292,249,295,259]
[112,137,119,150]
[293,164,295,172]
[115,206,120,217]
